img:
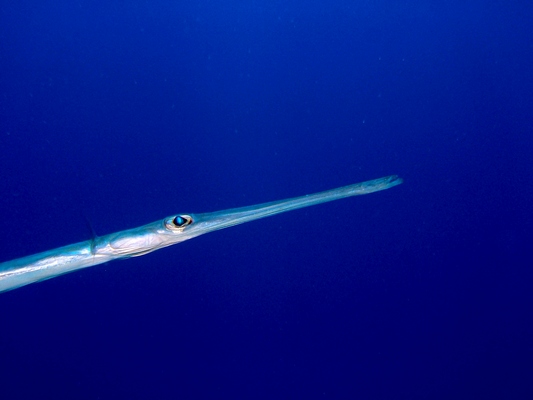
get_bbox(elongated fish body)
[0,175,402,293]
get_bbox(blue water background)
[1,1,532,398]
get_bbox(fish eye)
[165,214,193,230]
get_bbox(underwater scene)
[1,1,532,399]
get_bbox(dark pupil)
[174,216,186,227]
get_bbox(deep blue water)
[1,1,532,399]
